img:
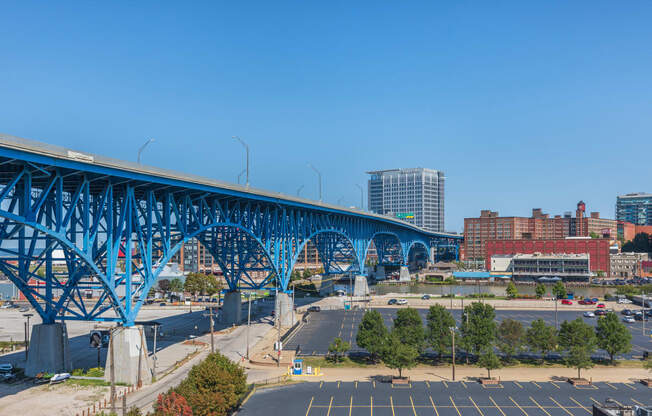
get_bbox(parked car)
[421,294,431,300]
[618,298,633,304]
[18,306,29,312]
[622,316,636,324]
[634,312,648,321]
[583,311,595,318]
[595,309,607,316]
[0,364,13,373]
[621,309,633,316]
[396,299,408,305]
[561,299,572,305]
[596,303,605,308]
[578,300,594,305]
[387,299,398,305]
[591,298,599,303]
[307,306,321,312]
[49,373,70,384]
[158,302,166,306]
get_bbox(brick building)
[485,237,611,276]
[617,221,652,242]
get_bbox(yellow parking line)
[509,396,529,416]
[514,381,524,389]
[305,396,314,416]
[410,396,418,416]
[355,381,358,389]
[327,396,333,416]
[430,396,440,416]
[450,396,462,416]
[373,380,376,388]
[426,380,430,388]
[610,398,625,407]
[469,396,484,416]
[631,398,644,406]
[532,381,542,389]
[606,382,618,390]
[489,396,506,416]
[443,381,448,388]
[370,396,373,416]
[530,397,552,416]
[623,383,636,390]
[569,397,591,414]
[589,397,601,406]
[550,381,560,389]
[349,396,353,416]
[461,381,467,389]
[338,381,341,389]
[549,396,574,416]
[390,396,395,416]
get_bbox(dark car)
[158,302,166,306]
[387,299,398,305]
[578,299,594,305]
[421,294,431,300]
[307,306,321,312]
[595,309,607,316]
[634,312,648,321]
[621,309,633,316]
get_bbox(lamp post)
[232,136,250,187]
[355,184,364,210]
[296,185,304,197]
[337,197,345,205]
[23,313,33,360]
[237,169,246,185]
[307,163,322,202]
[449,326,456,381]
[247,292,252,360]
[137,138,155,164]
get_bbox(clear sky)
[1,1,651,232]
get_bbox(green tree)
[169,278,184,293]
[595,312,632,364]
[204,274,223,297]
[328,337,350,363]
[158,279,171,292]
[381,333,419,379]
[497,318,524,363]
[535,283,546,299]
[392,308,426,353]
[526,319,557,363]
[552,281,566,300]
[460,302,497,359]
[477,347,502,379]
[356,310,388,363]
[558,318,597,379]
[426,305,456,360]
[505,281,518,299]
[589,231,600,239]
[184,273,205,299]
[148,287,157,298]
[302,268,313,279]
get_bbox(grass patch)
[302,356,378,368]
[64,379,129,387]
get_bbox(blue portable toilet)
[292,359,303,375]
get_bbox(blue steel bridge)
[0,134,461,326]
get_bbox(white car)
[583,311,595,318]
[622,316,635,324]
[618,298,632,304]
[396,299,408,305]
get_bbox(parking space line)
[430,396,440,416]
[489,396,507,416]
[605,382,618,390]
[589,397,601,406]
[306,396,314,416]
[509,396,529,416]
[609,398,625,407]
[514,381,524,389]
[426,380,430,388]
[371,396,373,416]
[530,397,552,416]
[349,396,353,416]
[450,397,462,416]
[461,381,468,388]
[532,381,542,389]
[549,397,574,416]
[327,396,333,416]
[443,381,448,388]
[355,381,358,389]
[623,383,636,390]
[631,398,644,406]
[569,397,590,414]
[320,381,323,389]
[469,396,484,416]
[550,381,560,389]
[390,396,396,416]
[410,396,418,416]
[338,381,341,389]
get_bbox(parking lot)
[239,380,652,416]
[284,308,652,359]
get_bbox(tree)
[154,391,193,416]
[392,308,426,353]
[505,281,518,299]
[497,318,524,363]
[526,319,557,363]
[460,302,497,359]
[426,305,455,360]
[622,233,651,253]
[381,333,419,379]
[356,310,388,363]
[552,281,566,300]
[184,273,205,299]
[328,337,350,363]
[169,278,184,294]
[158,279,171,292]
[595,312,632,364]
[204,275,222,297]
[558,318,597,379]
[148,287,157,298]
[589,231,600,239]
[477,347,502,379]
[302,268,313,279]
[535,283,546,299]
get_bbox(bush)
[154,391,193,416]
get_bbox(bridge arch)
[288,229,359,283]
[363,231,404,267]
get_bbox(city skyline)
[1,2,652,232]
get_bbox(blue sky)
[1,1,651,232]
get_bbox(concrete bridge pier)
[353,275,370,297]
[25,323,72,377]
[275,292,294,327]
[222,291,242,324]
[104,326,152,386]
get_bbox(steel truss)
[0,144,461,325]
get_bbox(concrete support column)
[375,265,386,281]
[399,265,411,282]
[275,292,293,327]
[25,323,72,377]
[222,291,242,324]
[353,275,370,297]
[104,326,152,386]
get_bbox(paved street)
[285,308,652,359]
[239,380,652,416]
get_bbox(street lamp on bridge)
[296,184,304,197]
[137,138,155,164]
[307,163,322,202]
[232,136,250,188]
[355,184,364,210]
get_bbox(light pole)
[337,196,345,205]
[23,313,33,360]
[137,138,155,164]
[232,136,250,187]
[296,185,304,197]
[355,184,364,210]
[307,163,322,202]
[554,296,558,330]
[237,169,246,185]
[247,292,252,360]
[450,326,456,381]
[642,292,646,336]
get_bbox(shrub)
[154,391,193,416]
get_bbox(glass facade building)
[616,193,652,225]
[367,168,444,232]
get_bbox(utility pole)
[450,327,456,381]
[291,286,295,325]
[642,292,646,336]
[247,293,251,360]
[110,329,116,415]
[307,163,322,202]
[349,272,353,311]
[276,289,281,367]
[554,296,558,330]
[209,306,215,353]
[23,313,32,360]
[152,324,158,380]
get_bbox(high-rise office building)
[616,193,652,225]
[367,168,444,232]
